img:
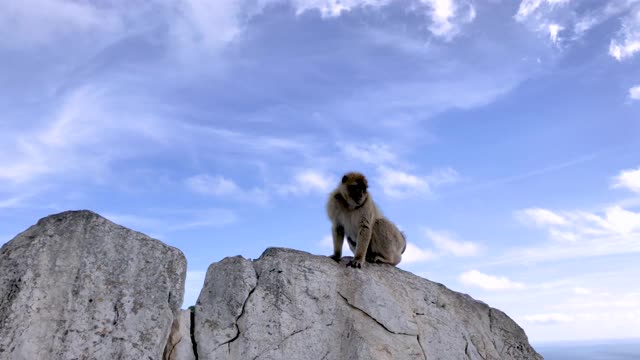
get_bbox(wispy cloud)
[402,242,437,264]
[0,195,30,209]
[167,209,237,231]
[548,23,564,44]
[515,0,570,22]
[377,166,460,198]
[446,151,604,196]
[514,0,639,53]
[103,208,237,235]
[612,166,640,193]
[424,228,481,256]
[421,0,476,41]
[521,313,574,325]
[185,174,269,204]
[609,5,640,61]
[573,287,592,295]
[517,208,568,227]
[504,200,640,263]
[290,0,475,40]
[459,270,526,291]
[630,85,640,101]
[341,143,461,198]
[0,86,167,185]
[0,0,122,49]
[342,143,399,166]
[519,206,640,239]
[277,169,334,196]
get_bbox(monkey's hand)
[329,254,341,262]
[347,258,363,269]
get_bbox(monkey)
[326,172,406,268]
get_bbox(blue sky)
[1,0,640,343]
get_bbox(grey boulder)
[0,210,186,360]
[194,247,542,360]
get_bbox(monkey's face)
[341,172,368,206]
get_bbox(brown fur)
[326,172,406,268]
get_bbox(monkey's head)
[339,172,369,208]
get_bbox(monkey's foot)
[329,254,341,262]
[347,259,362,269]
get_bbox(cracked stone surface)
[0,210,186,360]
[194,256,258,360]
[164,309,196,360]
[194,247,543,360]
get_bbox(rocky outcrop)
[0,211,542,360]
[0,210,186,360]
[194,248,543,360]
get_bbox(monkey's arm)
[330,224,344,262]
[348,216,373,268]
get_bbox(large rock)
[0,210,186,360]
[164,309,196,360]
[194,248,542,360]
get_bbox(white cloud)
[613,167,640,193]
[573,287,592,295]
[609,6,640,61]
[401,242,437,264]
[548,229,578,242]
[170,0,247,58]
[0,0,122,48]
[548,23,563,44]
[103,208,237,234]
[420,0,476,40]
[290,0,475,39]
[515,0,638,51]
[289,0,391,17]
[459,270,526,291]
[517,208,568,226]
[186,175,240,196]
[0,86,167,185]
[515,0,570,22]
[505,201,640,263]
[185,174,269,204]
[630,86,640,100]
[278,169,333,195]
[0,0,249,59]
[522,312,574,324]
[604,206,640,234]
[377,166,460,198]
[424,228,480,256]
[342,143,398,166]
[0,195,30,209]
[522,206,640,237]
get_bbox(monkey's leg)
[347,217,372,268]
[330,225,345,262]
[368,220,402,266]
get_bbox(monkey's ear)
[341,175,348,184]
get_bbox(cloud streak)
[459,270,526,291]
[424,228,481,256]
[613,166,640,193]
[609,5,640,61]
[630,85,640,101]
[377,166,460,198]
